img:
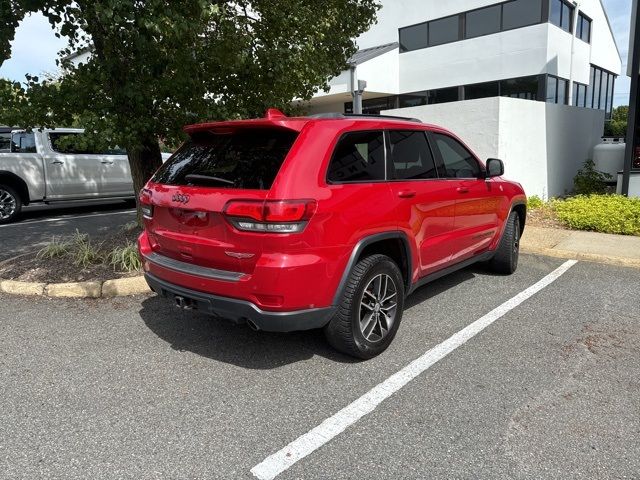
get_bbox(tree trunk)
[127,138,163,225]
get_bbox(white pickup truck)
[0,128,166,224]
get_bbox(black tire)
[0,184,22,225]
[324,254,405,359]
[489,211,520,274]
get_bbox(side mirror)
[485,158,504,179]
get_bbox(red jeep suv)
[138,109,526,359]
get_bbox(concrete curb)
[520,245,640,269]
[0,275,151,298]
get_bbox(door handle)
[101,160,114,165]
[456,187,470,194]
[398,190,417,199]
[51,160,64,165]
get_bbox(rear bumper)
[144,273,336,332]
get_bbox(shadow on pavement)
[138,295,359,369]
[138,263,490,369]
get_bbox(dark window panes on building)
[606,75,615,118]
[430,87,460,104]
[599,73,609,111]
[10,132,37,153]
[577,13,591,42]
[501,76,540,100]
[465,5,501,39]
[389,131,438,180]
[546,76,558,103]
[503,0,543,30]
[399,91,429,108]
[593,68,602,109]
[550,0,573,32]
[428,15,460,47]
[550,0,562,27]
[586,67,595,108]
[465,81,499,100]
[399,23,428,52]
[573,83,587,107]
[557,78,568,105]
[561,2,573,31]
[327,131,386,183]
[433,133,481,178]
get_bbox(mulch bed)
[526,206,568,230]
[0,226,142,284]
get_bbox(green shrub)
[552,195,640,236]
[573,159,612,195]
[107,242,142,273]
[527,195,545,210]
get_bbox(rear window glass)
[152,128,298,190]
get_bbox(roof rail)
[308,112,423,124]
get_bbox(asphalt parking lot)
[0,201,137,261]
[1,254,639,479]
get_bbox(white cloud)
[0,13,66,83]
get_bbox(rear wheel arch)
[333,232,412,305]
[0,171,30,205]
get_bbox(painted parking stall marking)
[251,260,578,480]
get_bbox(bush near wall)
[551,195,640,236]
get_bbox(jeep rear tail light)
[223,200,317,233]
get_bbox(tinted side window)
[327,131,386,183]
[432,133,481,179]
[389,131,438,180]
[11,132,37,153]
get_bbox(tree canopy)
[0,0,380,194]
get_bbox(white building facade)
[304,0,622,198]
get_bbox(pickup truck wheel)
[489,211,520,274]
[324,254,404,359]
[0,184,21,225]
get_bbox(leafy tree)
[0,0,379,216]
[604,105,629,137]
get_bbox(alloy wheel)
[359,273,398,343]
[0,188,17,221]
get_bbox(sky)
[0,1,634,106]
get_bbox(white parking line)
[0,210,136,228]
[251,260,578,480]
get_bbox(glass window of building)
[428,15,460,47]
[430,87,460,104]
[550,0,574,33]
[502,0,543,30]
[399,23,428,52]
[501,76,540,100]
[577,13,591,42]
[464,81,499,100]
[465,5,501,39]
[557,78,568,105]
[593,68,602,109]
[546,76,558,103]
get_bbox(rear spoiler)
[184,109,309,135]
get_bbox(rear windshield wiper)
[184,174,235,186]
